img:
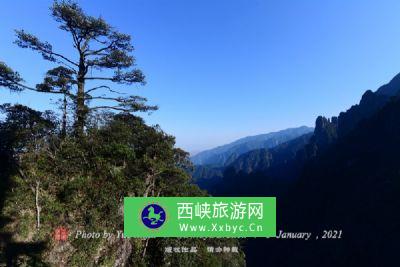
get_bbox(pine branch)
[14,30,79,67]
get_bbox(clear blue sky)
[1,0,400,154]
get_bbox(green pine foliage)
[0,1,245,265]
[0,106,244,266]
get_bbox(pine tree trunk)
[61,92,67,137]
[75,79,85,136]
[35,181,41,230]
[74,55,87,136]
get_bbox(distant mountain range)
[193,73,400,191]
[210,72,400,266]
[191,126,314,167]
[191,126,313,191]
[188,72,400,265]
[229,132,313,174]
[213,72,400,191]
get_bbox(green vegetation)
[0,1,245,266]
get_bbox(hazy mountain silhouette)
[191,126,313,166]
[191,127,313,192]
[205,133,312,197]
[230,132,313,174]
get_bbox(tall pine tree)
[1,1,156,135]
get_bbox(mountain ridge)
[191,126,314,166]
[229,132,313,174]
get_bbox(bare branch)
[86,85,110,94]
[85,96,126,101]
[89,106,132,112]
[49,50,79,67]
[86,85,125,95]
[85,41,116,56]
[84,77,114,81]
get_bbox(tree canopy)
[1,0,157,136]
[0,1,245,266]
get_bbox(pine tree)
[0,1,157,136]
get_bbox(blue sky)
[1,0,400,154]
